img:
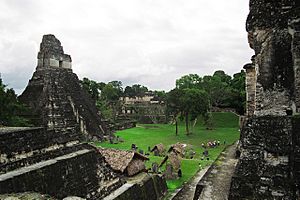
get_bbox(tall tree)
[80,77,103,102]
[166,88,184,135]
[0,78,31,126]
[180,88,209,135]
[176,74,202,90]
[230,71,246,114]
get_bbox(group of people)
[201,140,222,149]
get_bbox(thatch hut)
[168,142,186,158]
[151,143,165,156]
[98,147,149,176]
[158,143,187,179]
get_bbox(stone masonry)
[229,1,300,199]
[19,34,110,141]
[0,127,123,199]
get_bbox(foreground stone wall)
[229,116,300,199]
[229,1,300,199]
[0,127,82,174]
[0,149,123,199]
[0,127,123,199]
[103,173,167,200]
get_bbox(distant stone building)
[121,92,161,106]
[120,92,167,124]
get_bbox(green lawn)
[95,112,240,191]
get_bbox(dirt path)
[198,142,238,200]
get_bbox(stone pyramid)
[19,34,110,141]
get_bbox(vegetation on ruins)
[0,78,31,126]
[98,112,239,191]
[124,84,149,98]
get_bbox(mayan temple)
[0,35,167,200]
[19,34,110,141]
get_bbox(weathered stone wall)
[290,17,300,111]
[19,35,110,141]
[0,127,83,174]
[244,63,256,116]
[292,116,300,193]
[246,0,299,116]
[0,127,123,199]
[103,174,167,200]
[229,1,300,199]
[0,149,123,199]
[37,34,72,70]
[229,116,300,199]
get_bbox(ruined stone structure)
[0,35,168,200]
[0,127,123,199]
[243,62,256,116]
[120,92,167,124]
[229,1,300,199]
[19,35,109,141]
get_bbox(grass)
[95,112,240,191]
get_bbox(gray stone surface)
[0,126,123,199]
[244,1,300,116]
[19,34,110,141]
[103,173,167,200]
[193,144,238,200]
[229,116,300,199]
[229,1,300,199]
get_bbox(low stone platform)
[103,173,168,200]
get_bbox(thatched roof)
[151,143,165,153]
[98,148,148,173]
[159,152,181,170]
[168,142,186,157]
[169,152,181,170]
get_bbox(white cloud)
[0,0,253,93]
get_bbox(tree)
[166,88,184,135]
[102,83,121,102]
[230,71,246,114]
[176,74,202,90]
[123,84,149,98]
[201,72,233,108]
[0,78,31,126]
[108,81,123,97]
[180,88,209,135]
[213,70,232,84]
[80,77,103,102]
[124,86,135,98]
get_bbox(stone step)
[0,149,98,199]
[0,142,88,174]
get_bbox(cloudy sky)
[0,0,253,94]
